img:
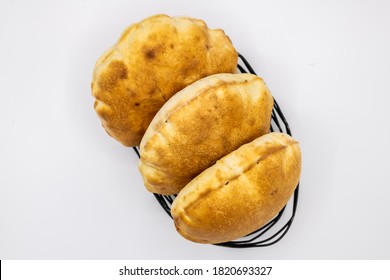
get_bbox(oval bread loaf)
[138,73,274,195]
[171,132,301,244]
[91,14,238,147]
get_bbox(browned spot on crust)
[145,49,156,59]
[98,60,128,91]
[181,58,200,76]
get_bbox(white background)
[1,0,389,259]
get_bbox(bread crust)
[171,132,301,244]
[91,14,238,146]
[138,73,274,195]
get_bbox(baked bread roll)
[171,132,301,244]
[91,14,238,147]
[138,73,273,195]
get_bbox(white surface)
[1,0,390,259]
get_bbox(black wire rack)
[133,53,300,248]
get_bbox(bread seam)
[179,140,299,214]
[141,75,260,149]
[139,159,190,178]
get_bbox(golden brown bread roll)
[171,132,301,244]
[138,73,273,195]
[91,14,238,147]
